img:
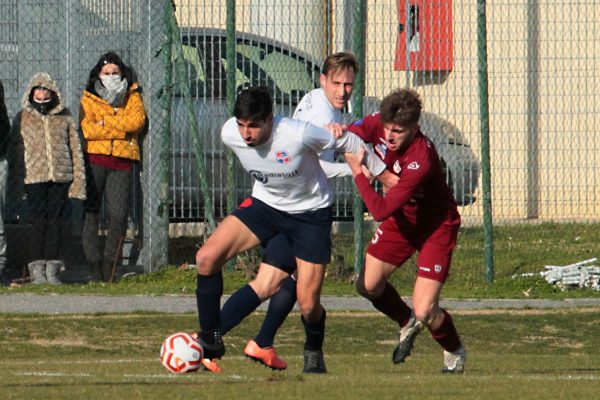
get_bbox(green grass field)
[3,222,600,299]
[1,309,599,399]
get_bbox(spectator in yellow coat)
[80,52,146,282]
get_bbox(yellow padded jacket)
[79,83,146,161]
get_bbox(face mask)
[100,75,123,91]
[31,98,55,115]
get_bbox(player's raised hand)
[344,144,366,177]
[323,122,347,138]
[361,165,375,184]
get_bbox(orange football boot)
[201,358,222,373]
[244,340,287,370]
[190,332,222,373]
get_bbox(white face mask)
[100,75,123,91]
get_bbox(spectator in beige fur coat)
[9,72,86,285]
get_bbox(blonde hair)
[321,52,359,77]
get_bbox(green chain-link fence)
[0,0,598,284]
[0,0,166,283]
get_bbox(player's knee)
[195,248,219,275]
[249,279,280,301]
[298,299,319,321]
[355,279,381,300]
[355,279,369,298]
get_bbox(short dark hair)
[85,51,134,93]
[234,86,273,121]
[321,52,359,77]
[380,88,422,126]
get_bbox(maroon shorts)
[366,211,460,283]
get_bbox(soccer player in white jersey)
[294,53,352,165]
[195,85,383,373]
[218,53,393,372]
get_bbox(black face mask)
[31,98,57,115]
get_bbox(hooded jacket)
[9,72,86,200]
[79,82,146,161]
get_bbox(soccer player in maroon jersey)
[343,88,466,372]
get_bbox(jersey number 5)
[371,228,384,244]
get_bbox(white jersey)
[294,88,342,164]
[294,88,342,129]
[221,116,368,213]
[294,88,385,178]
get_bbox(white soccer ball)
[160,332,204,373]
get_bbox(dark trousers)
[82,163,131,267]
[25,182,69,261]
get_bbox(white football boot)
[442,345,467,373]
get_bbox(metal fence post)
[225,0,237,271]
[140,0,169,272]
[351,0,365,275]
[226,0,237,215]
[158,0,174,266]
[477,0,494,283]
[526,1,540,219]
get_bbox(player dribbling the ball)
[194,86,380,373]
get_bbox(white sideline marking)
[13,370,250,380]
[466,374,600,381]
[123,374,194,379]
[0,358,155,366]
[123,373,248,380]
[0,355,258,366]
[12,371,600,381]
[15,372,92,377]
[525,375,600,381]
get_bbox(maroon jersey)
[346,112,457,225]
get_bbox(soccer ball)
[160,332,203,373]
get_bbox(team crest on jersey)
[435,264,443,273]
[276,151,291,164]
[407,161,420,170]
[393,160,401,174]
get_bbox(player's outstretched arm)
[343,145,366,177]
[319,159,352,178]
[332,130,386,176]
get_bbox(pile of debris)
[540,258,600,291]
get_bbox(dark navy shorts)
[232,197,333,265]
[261,234,297,274]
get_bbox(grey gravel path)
[1,293,599,314]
